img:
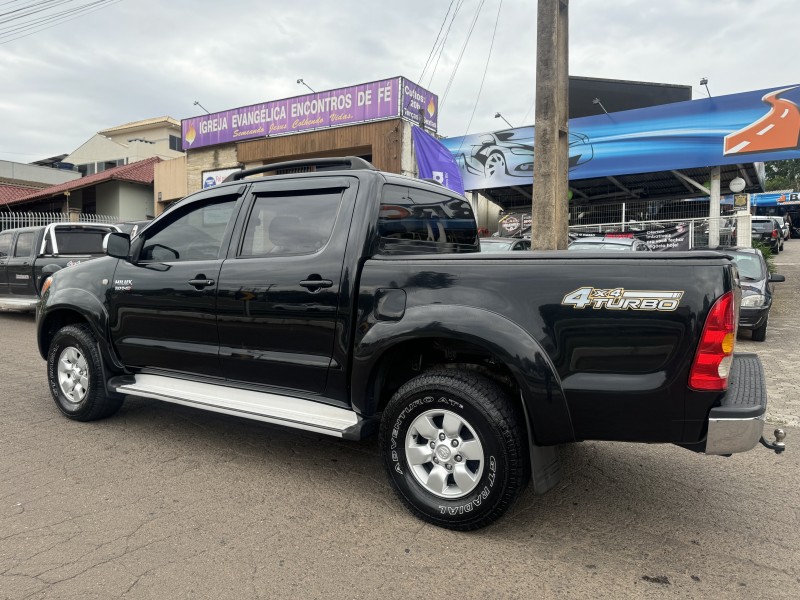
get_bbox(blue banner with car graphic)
[442,84,800,191]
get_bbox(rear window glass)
[378,184,478,253]
[50,228,110,254]
[751,220,774,232]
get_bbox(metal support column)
[709,166,721,248]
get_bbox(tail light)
[772,229,778,239]
[689,291,736,391]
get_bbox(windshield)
[480,240,513,252]
[731,253,765,280]
[569,242,631,251]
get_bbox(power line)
[417,0,453,84]
[426,0,463,89]
[440,0,486,107]
[0,0,75,23]
[456,0,502,157]
[0,0,120,43]
[0,0,111,35]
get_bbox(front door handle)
[188,277,215,289]
[299,278,333,291]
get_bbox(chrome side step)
[0,296,38,312]
[114,374,362,438]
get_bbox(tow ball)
[760,429,786,454]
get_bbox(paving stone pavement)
[1,248,798,599]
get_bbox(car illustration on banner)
[454,128,593,180]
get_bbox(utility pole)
[531,0,569,250]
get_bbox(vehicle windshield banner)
[411,126,464,195]
[442,83,800,191]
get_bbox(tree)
[764,159,800,191]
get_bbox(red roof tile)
[8,157,161,206]
[0,184,42,206]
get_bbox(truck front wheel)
[379,369,527,530]
[47,324,123,421]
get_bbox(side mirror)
[104,232,131,260]
[769,273,785,283]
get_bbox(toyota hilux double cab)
[36,157,782,530]
[0,222,119,311]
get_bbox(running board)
[0,296,38,312]
[113,374,364,439]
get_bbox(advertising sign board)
[202,167,242,189]
[182,78,438,150]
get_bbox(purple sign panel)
[401,79,438,132]
[183,78,438,150]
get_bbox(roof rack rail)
[224,156,378,182]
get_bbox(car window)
[480,240,512,252]
[378,184,478,249]
[48,228,110,255]
[0,233,11,259]
[751,220,774,232]
[14,232,34,258]
[240,188,343,257]
[140,196,238,262]
[513,240,531,251]
[732,254,765,280]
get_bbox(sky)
[1,0,798,163]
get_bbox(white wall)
[0,160,81,185]
[118,182,154,220]
[95,182,120,216]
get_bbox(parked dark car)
[725,247,785,341]
[769,216,789,249]
[751,217,781,252]
[568,235,651,251]
[0,222,119,311]
[479,237,531,252]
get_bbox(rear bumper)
[705,353,766,455]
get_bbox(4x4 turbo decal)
[562,287,684,311]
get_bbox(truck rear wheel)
[47,324,123,421]
[379,369,527,530]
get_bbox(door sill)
[113,373,365,439]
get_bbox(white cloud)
[1,0,797,161]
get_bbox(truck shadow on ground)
[111,396,791,552]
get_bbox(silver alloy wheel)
[405,408,485,499]
[57,346,90,404]
[484,152,506,177]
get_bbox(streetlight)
[297,78,316,93]
[494,112,513,128]
[193,100,210,115]
[700,77,711,97]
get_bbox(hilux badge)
[563,287,683,311]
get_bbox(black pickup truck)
[0,222,119,311]
[36,158,780,530]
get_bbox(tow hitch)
[760,429,786,454]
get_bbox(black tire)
[379,369,527,530]
[47,324,123,421]
[752,319,768,342]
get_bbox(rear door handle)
[299,279,333,291]
[188,278,215,289]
